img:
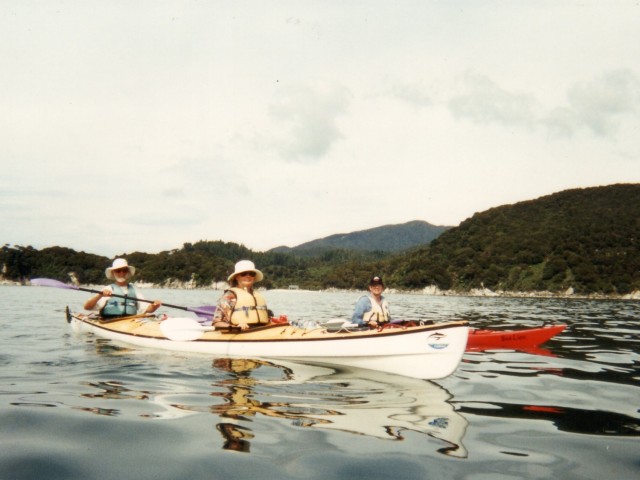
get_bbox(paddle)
[30,278,216,318]
[159,317,215,341]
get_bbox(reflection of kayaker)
[216,423,253,453]
[210,358,335,453]
[211,358,301,420]
[206,359,469,456]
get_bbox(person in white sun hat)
[212,260,270,330]
[83,258,162,318]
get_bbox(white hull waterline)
[68,313,469,380]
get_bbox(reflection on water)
[158,358,469,456]
[459,402,640,436]
[209,358,299,453]
[77,380,150,417]
[3,286,640,480]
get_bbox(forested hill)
[2,183,638,295]
[384,183,640,295]
[270,220,450,254]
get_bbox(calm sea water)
[1,286,638,480]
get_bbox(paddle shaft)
[79,286,192,312]
[31,277,215,317]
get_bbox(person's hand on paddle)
[144,300,162,314]
[83,288,112,310]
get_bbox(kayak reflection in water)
[216,423,253,453]
[210,358,316,453]
[209,358,469,457]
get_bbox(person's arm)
[134,290,162,314]
[83,286,112,311]
[213,290,237,328]
[141,299,162,314]
[351,296,372,325]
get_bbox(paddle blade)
[160,317,213,341]
[30,278,78,290]
[192,305,216,314]
[191,305,216,322]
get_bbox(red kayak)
[466,324,567,351]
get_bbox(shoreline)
[11,279,639,301]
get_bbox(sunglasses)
[113,268,130,273]
[238,271,256,277]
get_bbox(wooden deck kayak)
[67,311,469,380]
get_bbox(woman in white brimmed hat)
[212,260,270,330]
[83,258,162,318]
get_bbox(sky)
[2,1,639,258]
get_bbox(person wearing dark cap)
[351,276,391,327]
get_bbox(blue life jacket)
[101,284,139,317]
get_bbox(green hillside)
[3,183,639,296]
[385,184,640,294]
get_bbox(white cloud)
[447,69,640,141]
[448,72,538,129]
[553,69,640,137]
[1,1,639,257]
[385,83,434,109]
[266,82,352,162]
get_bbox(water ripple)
[2,286,639,480]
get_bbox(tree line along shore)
[2,184,639,298]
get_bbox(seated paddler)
[83,258,162,318]
[213,260,270,331]
[351,276,391,328]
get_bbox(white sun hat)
[105,258,136,280]
[227,260,264,283]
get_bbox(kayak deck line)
[66,311,470,380]
[70,312,468,344]
[69,311,564,351]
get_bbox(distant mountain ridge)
[269,220,452,254]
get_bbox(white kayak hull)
[69,313,468,380]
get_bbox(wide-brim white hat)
[227,260,263,283]
[105,258,136,280]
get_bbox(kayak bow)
[466,324,567,351]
